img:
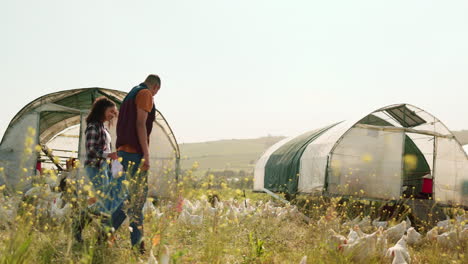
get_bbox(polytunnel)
[0,88,180,197]
[254,104,468,207]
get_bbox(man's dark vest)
[116,83,156,154]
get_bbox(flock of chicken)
[327,214,467,264]
[143,197,467,264]
[1,184,467,264]
[0,184,72,226]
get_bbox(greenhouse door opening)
[39,125,81,172]
[402,133,434,199]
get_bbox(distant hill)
[453,130,468,145]
[179,136,285,173]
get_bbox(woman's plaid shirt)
[84,122,107,167]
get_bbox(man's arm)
[136,107,150,170]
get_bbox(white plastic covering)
[463,145,468,155]
[328,127,405,199]
[433,137,468,206]
[298,121,352,193]
[0,112,39,188]
[147,114,180,198]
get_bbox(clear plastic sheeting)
[147,113,180,198]
[328,128,404,199]
[298,121,351,193]
[328,127,404,199]
[373,104,451,136]
[434,137,468,206]
[0,112,39,188]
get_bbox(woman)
[74,97,118,243]
[84,96,118,193]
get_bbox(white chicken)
[376,228,388,257]
[143,200,164,219]
[459,227,468,242]
[24,184,50,198]
[405,217,412,230]
[25,184,62,213]
[160,245,170,264]
[49,197,72,222]
[385,221,407,243]
[299,255,307,264]
[344,216,361,228]
[179,210,203,226]
[385,235,411,264]
[340,229,379,263]
[328,229,347,247]
[0,198,18,227]
[26,184,61,202]
[372,217,388,229]
[436,230,458,248]
[183,199,193,212]
[425,226,438,241]
[143,199,156,215]
[353,225,368,238]
[347,228,360,244]
[147,249,158,264]
[436,216,453,233]
[406,227,422,246]
[455,214,467,224]
[357,216,371,230]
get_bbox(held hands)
[108,152,119,160]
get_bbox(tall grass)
[0,130,466,263]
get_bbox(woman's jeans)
[110,151,148,247]
[73,162,114,242]
[86,163,113,213]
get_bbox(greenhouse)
[254,104,468,207]
[0,88,180,196]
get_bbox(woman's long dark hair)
[86,97,116,125]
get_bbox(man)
[110,74,161,252]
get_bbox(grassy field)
[1,132,467,263]
[179,136,284,173]
[1,160,467,264]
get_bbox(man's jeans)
[110,151,148,247]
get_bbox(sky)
[1,0,467,143]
